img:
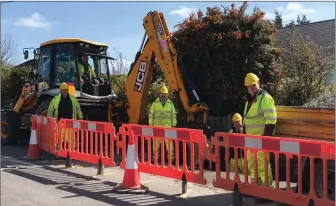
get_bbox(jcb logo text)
[134,61,147,92]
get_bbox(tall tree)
[274,10,283,29]
[171,3,282,116]
[286,14,311,27]
[296,14,311,25]
[286,20,296,27]
[0,32,17,67]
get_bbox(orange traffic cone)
[112,134,148,194]
[20,120,42,160]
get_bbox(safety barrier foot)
[308,199,315,206]
[231,184,243,206]
[65,153,73,168]
[111,184,149,194]
[177,173,190,199]
[97,158,104,176]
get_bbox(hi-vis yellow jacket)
[78,63,96,79]
[149,98,177,127]
[47,94,83,122]
[243,90,277,135]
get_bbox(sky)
[1,1,335,67]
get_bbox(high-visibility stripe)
[225,133,323,157]
[88,123,96,131]
[62,120,109,132]
[264,109,276,113]
[126,145,138,169]
[142,127,154,136]
[131,126,191,140]
[165,130,177,139]
[245,124,265,129]
[280,141,300,154]
[36,116,48,125]
[73,121,81,129]
[265,116,277,120]
[29,130,38,145]
[244,108,263,119]
[245,137,262,149]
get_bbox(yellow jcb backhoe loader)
[1,38,117,144]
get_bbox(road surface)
[1,142,284,206]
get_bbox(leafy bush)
[171,3,282,115]
[1,67,11,98]
[276,30,334,106]
[1,67,30,99]
[111,74,127,95]
[303,85,335,108]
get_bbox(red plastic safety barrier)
[207,132,335,206]
[32,115,58,155]
[57,118,118,167]
[118,124,208,185]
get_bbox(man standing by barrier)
[149,85,177,164]
[228,113,244,174]
[48,82,83,121]
[48,82,83,149]
[243,73,276,203]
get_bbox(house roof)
[274,19,335,54]
[14,59,38,69]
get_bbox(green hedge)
[1,67,30,99]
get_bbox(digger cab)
[24,38,115,97]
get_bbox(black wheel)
[1,111,21,145]
[35,98,52,116]
[315,160,335,201]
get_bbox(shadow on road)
[1,163,234,206]
[1,139,30,158]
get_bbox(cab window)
[55,44,78,89]
[37,45,52,84]
[77,55,96,78]
[98,57,109,82]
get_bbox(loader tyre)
[35,98,52,117]
[1,111,20,145]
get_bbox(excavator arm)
[110,11,210,133]
[127,11,209,125]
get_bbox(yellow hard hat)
[60,82,69,90]
[232,113,242,122]
[244,73,260,87]
[160,85,169,94]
